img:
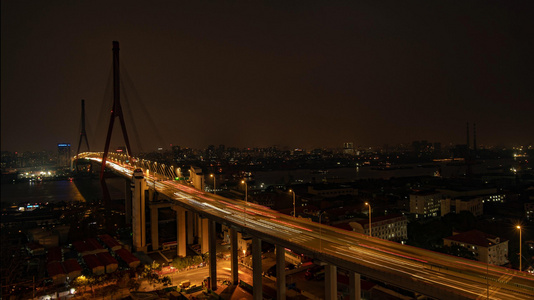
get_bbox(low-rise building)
[47,261,67,284]
[349,214,408,242]
[441,197,483,217]
[97,252,119,273]
[98,234,122,251]
[83,254,105,275]
[189,166,204,190]
[410,190,441,218]
[115,248,140,269]
[443,230,508,266]
[63,259,82,281]
[437,187,504,203]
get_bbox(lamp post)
[210,174,216,195]
[241,180,248,226]
[289,189,296,218]
[365,202,372,237]
[486,254,492,300]
[517,225,522,271]
[319,211,326,250]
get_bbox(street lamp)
[289,189,296,218]
[365,202,372,237]
[241,180,248,226]
[210,174,216,195]
[517,225,522,271]
[319,211,326,250]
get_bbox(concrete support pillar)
[196,213,201,240]
[349,271,361,300]
[252,237,262,300]
[174,206,186,257]
[325,264,337,300]
[187,211,194,244]
[209,220,217,291]
[201,218,209,254]
[150,206,159,251]
[276,245,286,300]
[125,179,132,225]
[147,188,154,202]
[131,171,147,252]
[230,228,238,285]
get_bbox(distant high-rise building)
[57,143,71,168]
[343,142,354,155]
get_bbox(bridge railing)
[76,152,179,181]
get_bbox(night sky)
[2,1,533,153]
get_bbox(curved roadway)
[83,154,534,300]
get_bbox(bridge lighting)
[517,225,522,271]
[365,202,372,237]
[210,174,216,195]
[289,189,296,218]
[319,211,326,250]
[241,180,248,226]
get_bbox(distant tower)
[76,99,90,155]
[343,142,354,155]
[57,143,71,168]
[473,123,477,158]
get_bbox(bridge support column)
[125,179,132,225]
[187,210,194,244]
[276,245,286,300]
[252,237,262,300]
[209,219,217,291]
[230,228,238,285]
[173,206,186,257]
[131,173,147,252]
[325,264,337,300]
[150,206,159,251]
[147,188,154,202]
[195,213,201,242]
[201,218,209,254]
[349,271,361,300]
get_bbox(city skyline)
[2,1,533,152]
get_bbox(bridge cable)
[93,67,113,151]
[120,61,168,151]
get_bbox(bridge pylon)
[76,99,90,155]
[100,41,133,202]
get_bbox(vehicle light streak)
[271,219,313,232]
[80,153,534,300]
[200,202,232,215]
[358,244,428,263]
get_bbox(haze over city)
[2,1,533,153]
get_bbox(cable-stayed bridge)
[74,41,534,300]
[77,152,534,300]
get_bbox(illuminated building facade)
[410,191,441,218]
[443,230,509,266]
[441,197,483,217]
[350,214,408,242]
[57,143,71,168]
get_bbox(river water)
[0,177,126,205]
[1,158,517,205]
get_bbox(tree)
[161,276,171,286]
